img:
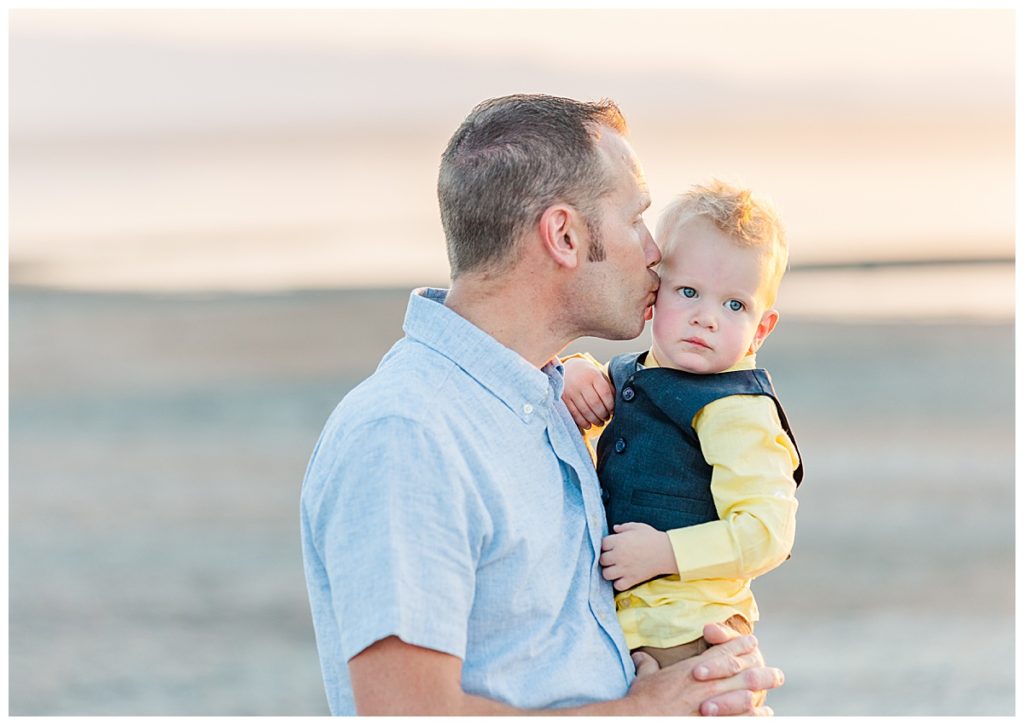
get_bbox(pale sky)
[11,8,1013,137]
[13,8,1011,79]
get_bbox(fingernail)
[695,665,709,678]
[705,702,719,716]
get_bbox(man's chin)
[603,318,649,342]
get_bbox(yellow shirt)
[569,351,800,648]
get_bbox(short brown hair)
[438,94,627,277]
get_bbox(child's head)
[650,180,788,374]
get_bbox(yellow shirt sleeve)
[666,393,800,581]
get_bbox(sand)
[8,286,1014,715]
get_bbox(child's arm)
[560,353,615,433]
[667,395,800,582]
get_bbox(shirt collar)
[403,288,561,417]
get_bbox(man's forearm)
[350,629,783,716]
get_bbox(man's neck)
[445,273,566,369]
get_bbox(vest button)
[601,489,610,504]
[621,387,635,402]
[614,438,626,453]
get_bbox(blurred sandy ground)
[8,285,1013,715]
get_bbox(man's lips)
[644,290,657,320]
[682,336,711,350]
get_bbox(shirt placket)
[545,395,634,681]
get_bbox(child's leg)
[632,639,708,669]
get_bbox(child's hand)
[561,357,615,433]
[600,522,678,591]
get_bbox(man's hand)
[561,356,615,432]
[600,522,677,590]
[696,622,774,715]
[626,623,782,715]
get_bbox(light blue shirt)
[300,287,634,714]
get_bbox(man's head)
[650,181,788,373]
[438,94,627,278]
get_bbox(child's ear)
[749,308,779,354]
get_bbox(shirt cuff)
[667,521,742,580]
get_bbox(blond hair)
[656,180,788,306]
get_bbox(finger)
[699,689,756,717]
[708,633,759,659]
[599,552,615,566]
[744,666,784,692]
[576,397,605,427]
[602,566,630,588]
[580,385,610,421]
[697,646,769,685]
[601,535,617,551]
[630,650,660,677]
[596,377,615,411]
[564,399,590,430]
[698,669,782,716]
[702,620,741,645]
[691,637,758,681]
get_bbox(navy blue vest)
[596,351,803,533]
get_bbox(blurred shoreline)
[8,257,1015,322]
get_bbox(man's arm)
[349,624,783,716]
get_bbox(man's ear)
[538,205,582,270]
[748,308,779,354]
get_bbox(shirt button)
[614,438,626,453]
[522,403,533,415]
[620,598,632,609]
[622,387,635,402]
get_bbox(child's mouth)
[682,337,711,350]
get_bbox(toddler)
[563,180,803,670]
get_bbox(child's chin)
[666,353,717,375]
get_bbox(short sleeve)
[303,414,485,663]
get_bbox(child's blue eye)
[727,299,744,312]
[679,287,697,298]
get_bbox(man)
[300,94,784,715]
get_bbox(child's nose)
[691,309,717,330]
